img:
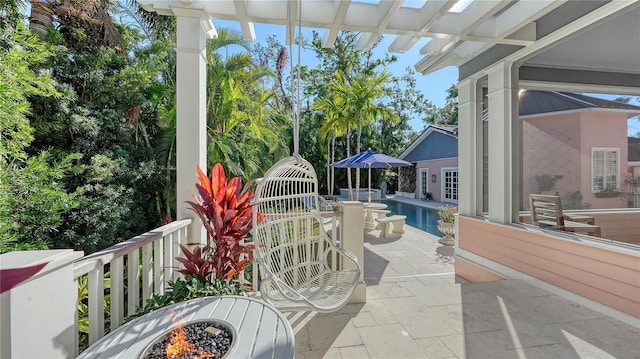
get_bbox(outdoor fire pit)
[77,296,295,359]
[140,319,236,358]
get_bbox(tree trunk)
[346,128,353,200]
[326,137,331,196]
[354,116,363,201]
[331,136,336,197]
[29,0,54,33]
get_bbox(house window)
[592,148,619,192]
[442,168,458,202]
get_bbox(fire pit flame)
[163,323,220,359]
[140,319,234,359]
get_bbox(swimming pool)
[382,199,443,236]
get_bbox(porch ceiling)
[137,1,639,82]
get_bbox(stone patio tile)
[338,345,372,358]
[381,296,434,319]
[429,304,469,334]
[329,303,366,315]
[417,273,457,286]
[515,340,625,359]
[438,333,466,358]
[439,330,528,359]
[351,311,377,328]
[297,348,342,359]
[388,261,422,275]
[514,294,606,324]
[366,282,415,299]
[459,280,509,293]
[376,275,422,283]
[413,263,457,274]
[415,337,457,358]
[376,249,407,258]
[406,282,463,306]
[402,316,459,339]
[356,323,426,359]
[361,299,398,325]
[306,314,363,350]
[294,325,313,352]
[554,320,640,358]
[457,312,510,335]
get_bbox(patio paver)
[285,225,640,359]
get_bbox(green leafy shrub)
[133,276,246,319]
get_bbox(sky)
[212,20,640,135]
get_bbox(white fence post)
[0,249,83,359]
[340,201,366,303]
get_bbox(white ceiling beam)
[420,1,566,74]
[359,0,403,50]
[356,32,374,50]
[416,0,513,73]
[420,0,512,55]
[322,0,351,48]
[233,0,256,42]
[389,0,456,53]
[388,36,419,53]
[286,0,298,45]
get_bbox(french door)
[442,168,458,203]
[419,168,429,199]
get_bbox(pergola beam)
[357,0,403,50]
[322,0,350,48]
[233,0,256,42]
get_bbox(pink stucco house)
[400,91,640,210]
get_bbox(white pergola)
[135,0,640,243]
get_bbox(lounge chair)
[529,194,601,237]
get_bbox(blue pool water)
[382,199,443,236]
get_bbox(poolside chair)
[251,154,361,313]
[529,194,601,237]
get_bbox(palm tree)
[315,87,353,198]
[205,29,287,179]
[324,71,398,200]
[28,0,122,50]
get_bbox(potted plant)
[437,204,457,246]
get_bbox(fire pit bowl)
[77,296,295,359]
[139,319,237,359]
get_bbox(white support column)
[175,10,208,244]
[0,250,83,358]
[340,201,366,303]
[487,61,520,224]
[457,77,484,217]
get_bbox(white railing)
[2,204,363,358]
[73,219,192,348]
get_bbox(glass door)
[419,168,429,199]
[442,168,458,203]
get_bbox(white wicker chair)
[251,154,360,313]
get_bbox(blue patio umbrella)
[331,149,412,203]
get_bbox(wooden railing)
[73,219,192,347]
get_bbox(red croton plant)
[179,164,263,284]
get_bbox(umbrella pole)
[368,165,372,204]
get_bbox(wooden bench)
[529,194,601,237]
[376,215,407,237]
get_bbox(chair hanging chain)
[289,0,302,155]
